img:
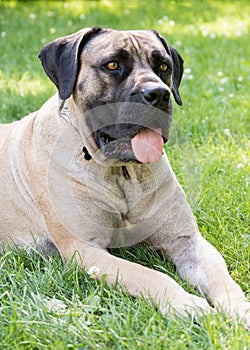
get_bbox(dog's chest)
[89,163,157,217]
[67,156,169,247]
[81,162,162,247]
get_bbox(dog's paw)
[161,292,214,319]
[222,299,250,330]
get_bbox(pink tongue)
[131,128,163,163]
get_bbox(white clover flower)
[220,77,229,84]
[224,129,232,137]
[217,71,223,77]
[87,266,100,279]
[184,68,193,80]
[236,163,244,168]
[210,33,217,39]
[29,13,37,20]
[44,297,68,314]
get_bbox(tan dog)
[0,27,249,327]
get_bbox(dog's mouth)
[95,124,165,163]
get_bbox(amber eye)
[105,61,119,70]
[160,63,168,72]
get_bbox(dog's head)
[39,26,183,164]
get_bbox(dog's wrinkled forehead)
[81,30,170,62]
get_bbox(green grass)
[0,0,249,348]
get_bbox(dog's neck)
[58,98,74,125]
[58,98,92,161]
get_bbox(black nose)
[141,85,170,106]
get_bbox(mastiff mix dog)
[0,26,249,327]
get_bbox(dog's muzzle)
[94,123,165,163]
[89,84,172,163]
[94,124,143,162]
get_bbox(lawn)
[0,0,249,349]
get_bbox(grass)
[0,0,249,348]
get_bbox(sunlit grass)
[158,4,249,38]
[0,0,250,349]
[0,73,52,98]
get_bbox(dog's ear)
[39,26,102,101]
[168,46,184,106]
[153,31,184,106]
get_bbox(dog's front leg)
[145,170,250,328]
[159,232,250,328]
[56,238,212,317]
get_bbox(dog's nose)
[141,85,170,106]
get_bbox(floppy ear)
[153,31,184,106]
[38,26,102,101]
[168,45,184,106]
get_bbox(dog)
[0,26,249,328]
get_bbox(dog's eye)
[160,63,168,72]
[105,61,120,71]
